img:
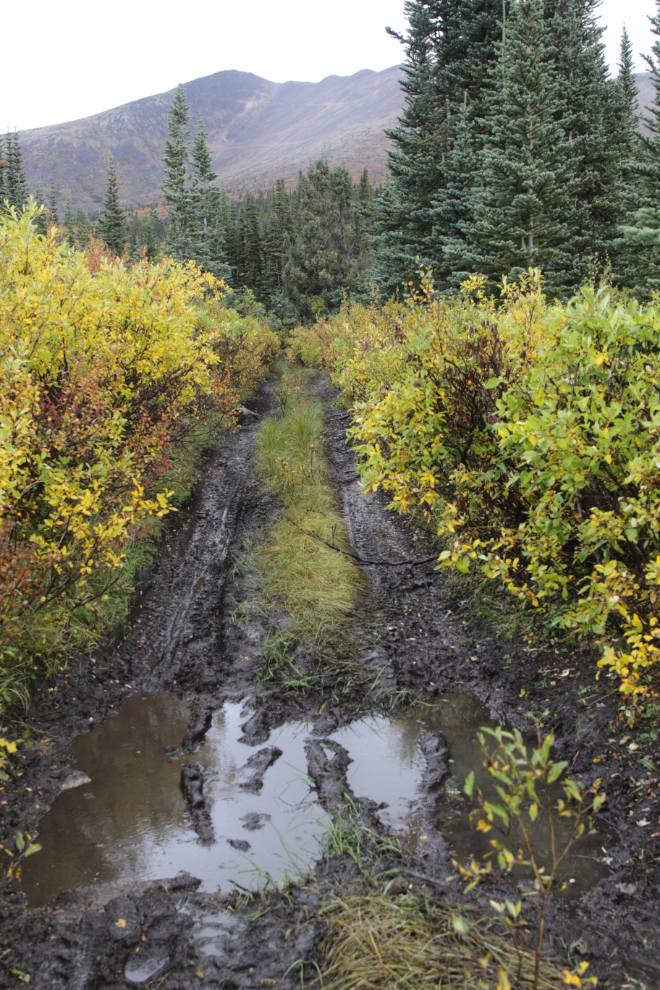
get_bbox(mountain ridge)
[18,69,654,212]
[19,67,403,210]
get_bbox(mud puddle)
[16,691,609,909]
[16,695,325,906]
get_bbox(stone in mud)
[164,745,179,759]
[180,761,214,845]
[238,708,271,745]
[311,711,341,736]
[227,838,251,852]
[60,770,91,791]
[418,731,448,791]
[238,406,259,421]
[241,811,271,831]
[181,705,214,753]
[236,746,282,792]
[125,953,169,984]
[304,738,354,813]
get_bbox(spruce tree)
[373,1,451,290]
[467,0,576,291]
[5,132,27,211]
[97,156,127,255]
[138,213,158,259]
[611,27,643,286]
[34,183,49,235]
[162,85,192,261]
[641,0,660,153]
[616,25,639,146]
[0,137,7,207]
[544,0,619,276]
[240,192,263,288]
[149,206,164,244]
[268,179,291,292]
[75,206,92,246]
[372,0,505,294]
[64,198,75,247]
[189,115,229,279]
[429,91,479,289]
[48,178,59,227]
[619,1,660,293]
[283,160,369,317]
[358,168,373,205]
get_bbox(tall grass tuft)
[320,893,566,990]
[255,370,361,655]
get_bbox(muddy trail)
[1,376,659,989]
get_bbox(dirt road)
[0,377,658,989]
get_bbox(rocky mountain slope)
[18,69,653,211]
[19,67,403,210]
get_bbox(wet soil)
[0,377,659,988]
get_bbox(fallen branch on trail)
[284,516,438,568]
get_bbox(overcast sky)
[1,0,657,132]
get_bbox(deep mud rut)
[1,377,660,989]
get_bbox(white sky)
[1,0,657,132]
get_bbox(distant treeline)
[6,0,660,316]
[0,99,375,327]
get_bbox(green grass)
[255,371,361,646]
[254,367,363,689]
[318,891,568,990]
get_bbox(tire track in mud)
[2,376,660,988]
[125,400,272,696]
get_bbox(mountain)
[18,69,655,212]
[19,67,404,210]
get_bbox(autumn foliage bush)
[0,205,277,705]
[289,272,660,714]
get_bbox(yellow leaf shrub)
[0,205,278,704]
[292,271,660,710]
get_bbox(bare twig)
[283,515,438,568]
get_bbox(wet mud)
[0,377,659,988]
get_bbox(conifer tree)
[5,132,27,211]
[429,91,479,289]
[358,168,373,205]
[641,0,660,155]
[616,25,640,147]
[162,85,192,261]
[97,156,127,255]
[75,206,92,246]
[34,183,49,235]
[64,198,75,247]
[0,137,7,207]
[620,1,660,291]
[138,213,158,259]
[189,115,229,279]
[240,192,263,288]
[542,1,612,270]
[283,160,369,317]
[610,27,642,285]
[48,178,59,226]
[372,0,505,294]
[267,178,291,292]
[149,206,163,244]
[468,0,576,290]
[374,1,450,289]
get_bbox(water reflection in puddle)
[17,695,325,906]
[16,692,611,907]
